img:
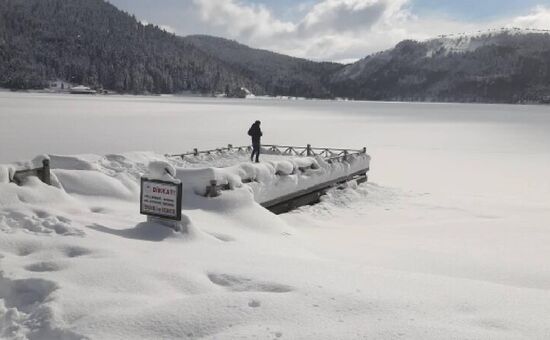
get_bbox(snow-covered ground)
[1,92,550,339]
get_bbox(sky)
[108,0,550,62]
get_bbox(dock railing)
[169,144,367,163]
[169,144,248,159]
[262,144,367,163]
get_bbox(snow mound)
[147,160,177,179]
[55,170,138,200]
[50,154,100,171]
[0,166,15,184]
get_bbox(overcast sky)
[108,0,550,62]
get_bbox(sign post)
[140,177,183,229]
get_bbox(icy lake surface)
[2,91,550,197]
[1,92,550,339]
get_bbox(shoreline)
[0,88,550,106]
[1,87,548,106]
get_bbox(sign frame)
[140,177,183,221]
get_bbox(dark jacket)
[248,123,262,144]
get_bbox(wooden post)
[307,144,312,156]
[42,159,51,185]
[207,180,220,197]
[193,148,199,156]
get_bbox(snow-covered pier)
[169,144,371,213]
[2,144,370,216]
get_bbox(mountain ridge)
[1,0,550,103]
[331,31,550,103]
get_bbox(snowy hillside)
[426,28,550,57]
[184,35,341,99]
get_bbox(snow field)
[1,150,549,339]
[1,148,549,339]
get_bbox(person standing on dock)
[248,120,263,163]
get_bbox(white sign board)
[140,178,182,220]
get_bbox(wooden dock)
[260,168,368,214]
[170,144,370,214]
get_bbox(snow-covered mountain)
[331,30,550,103]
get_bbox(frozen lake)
[2,91,550,199]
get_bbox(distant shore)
[2,87,548,106]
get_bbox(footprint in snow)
[5,210,83,236]
[248,299,261,308]
[63,246,93,258]
[25,261,65,272]
[208,273,293,293]
[90,207,109,214]
[0,274,85,339]
[206,232,235,242]
[0,275,58,313]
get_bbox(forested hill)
[0,0,262,94]
[0,0,343,97]
[184,35,342,98]
[330,31,550,103]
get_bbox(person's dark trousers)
[251,142,260,162]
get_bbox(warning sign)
[140,177,182,220]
